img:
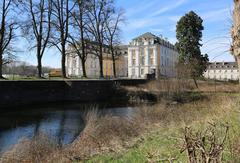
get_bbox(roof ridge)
[133,32,158,40]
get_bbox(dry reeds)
[136,94,236,127]
[140,78,195,93]
[141,79,240,93]
[0,93,238,162]
[68,109,142,160]
[0,133,59,163]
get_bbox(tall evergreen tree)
[176,11,209,87]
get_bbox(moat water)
[0,102,136,153]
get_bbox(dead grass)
[0,133,59,163]
[66,109,142,160]
[137,94,236,127]
[142,79,195,93]
[140,79,240,93]
[123,79,239,105]
[0,87,239,162]
[196,80,240,92]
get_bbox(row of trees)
[0,0,124,79]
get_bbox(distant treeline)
[2,62,52,77]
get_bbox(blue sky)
[18,0,234,68]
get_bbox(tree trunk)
[80,41,86,78]
[99,44,104,78]
[81,58,87,78]
[232,0,240,84]
[0,52,3,79]
[193,78,198,88]
[99,55,104,78]
[79,2,86,78]
[37,44,42,78]
[111,47,117,78]
[112,57,116,78]
[37,56,43,78]
[237,57,240,83]
[61,43,67,78]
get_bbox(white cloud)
[126,17,161,31]
[123,0,189,36]
[201,8,231,22]
[168,15,181,22]
[150,28,164,33]
[150,0,189,17]
[125,0,158,18]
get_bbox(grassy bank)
[86,93,240,162]
[0,80,239,163]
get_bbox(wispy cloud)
[125,0,158,18]
[126,17,162,31]
[168,15,181,22]
[150,0,189,17]
[201,8,231,22]
[123,0,189,36]
[150,28,164,33]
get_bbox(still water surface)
[0,103,136,153]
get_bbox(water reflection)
[0,103,136,153]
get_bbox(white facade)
[203,62,239,81]
[66,45,128,78]
[66,53,99,78]
[128,32,178,79]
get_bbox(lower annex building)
[203,62,239,81]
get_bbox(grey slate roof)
[208,62,239,69]
[133,32,158,40]
[132,32,176,50]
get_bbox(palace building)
[127,32,178,79]
[66,43,128,78]
[203,62,239,81]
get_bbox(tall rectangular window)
[149,49,153,56]
[132,68,135,76]
[141,56,145,65]
[72,59,77,68]
[161,56,164,66]
[132,50,136,66]
[150,58,154,65]
[149,49,154,66]
[132,59,136,66]
[132,50,136,59]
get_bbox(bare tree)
[68,0,89,78]
[51,0,76,78]
[0,0,18,79]
[85,0,114,78]
[105,9,124,78]
[21,0,52,78]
